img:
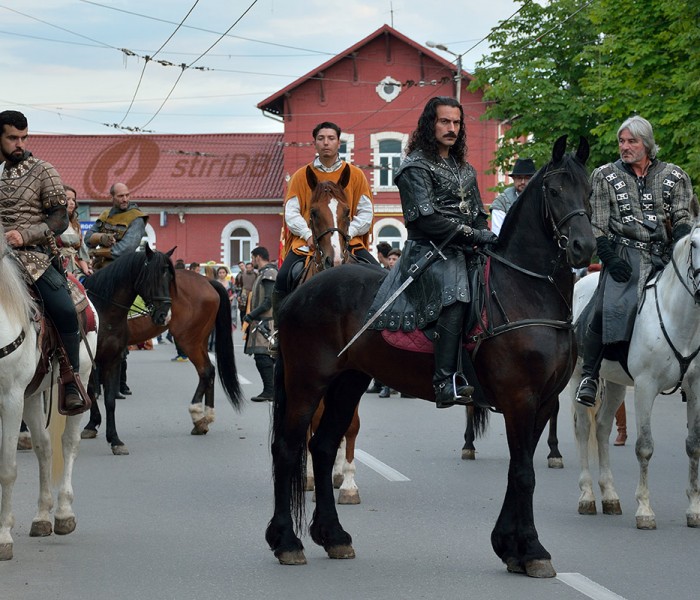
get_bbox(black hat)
[509,158,536,177]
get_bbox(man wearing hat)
[490,158,536,235]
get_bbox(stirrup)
[576,376,598,407]
[434,373,474,409]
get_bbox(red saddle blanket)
[380,257,491,354]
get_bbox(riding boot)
[575,326,604,407]
[432,310,474,409]
[269,289,287,351]
[614,402,627,446]
[60,329,86,412]
[251,354,274,402]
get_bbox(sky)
[0,0,523,136]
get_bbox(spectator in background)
[236,261,257,324]
[376,241,392,269]
[490,158,536,235]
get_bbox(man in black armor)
[0,110,86,411]
[367,96,497,408]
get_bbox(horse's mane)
[0,228,36,327]
[84,249,174,310]
[497,151,590,245]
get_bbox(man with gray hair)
[576,115,695,406]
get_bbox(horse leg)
[337,406,361,505]
[572,367,597,515]
[491,400,556,578]
[0,386,25,560]
[188,350,215,436]
[546,399,563,468]
[685,382,700,528]
[53,414,83,535]
[596,382,624,515]
[103,362,128,455]
[22,392,54,538]
[81,367,102,439]
[633,378,657,529]
[308,374,364,559]
[462,406,476,460]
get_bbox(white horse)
[0,232,98,560]
[570,223,700,529]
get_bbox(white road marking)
[354,449,411,482]
[557,573,627,600]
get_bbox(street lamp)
[426,41,463,103]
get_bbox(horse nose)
[324,255,334,270]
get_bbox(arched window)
[221,220,260,266]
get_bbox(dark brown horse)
[265,136,595,577]
[126,269,242,435]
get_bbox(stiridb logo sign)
[84,138,160,198]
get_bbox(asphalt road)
[2,331,698,600]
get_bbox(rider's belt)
[608,233,668,257]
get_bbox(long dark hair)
[406,96,467,164]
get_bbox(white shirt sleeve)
[284,196,313,244]
[348,194,373,239]
[491,209,506,235]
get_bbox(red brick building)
[28,25,499,266]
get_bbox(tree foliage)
[469,0,700,194]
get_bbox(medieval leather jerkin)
[0,153,67,281]
[367,149,488,332]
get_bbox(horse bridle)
[541,166,591,251]
[312,226,350,270]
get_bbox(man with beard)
[366,96,497,408]
[0,110,87,411]
[575,115,695,406]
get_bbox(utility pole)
[426,41,464,103]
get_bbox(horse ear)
[166,246,177,257]
[552,135,567,163]
[145,243,154,259]
[306,166,318,190]
[576,136,590,166]
[338,163,351,189]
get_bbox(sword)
[337,227,462,357]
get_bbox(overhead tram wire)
[139,0,260,130]
[119,0,202,126]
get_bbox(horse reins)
[312,226,350,270]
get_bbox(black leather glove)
[596,236,632,283]
[464,226,498,247]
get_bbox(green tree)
[470,0,700,194]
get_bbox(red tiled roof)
[28,133,284,203]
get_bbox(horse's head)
[681,220,700,304]
[538,135,596,268]
[135,244,175,326]
[306,164,351,271]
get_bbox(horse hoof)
[0,543,12,561]
[80,428,98,440]
[54,516,76,535]
[602,500,622,515]
[636,516,656,530]
[687,514,700,528]
[111,444,130,456]
[190,418,209,435]
[505,557,525,573]
[327,544,355,559]
[578,501,597,515]
[276,550,307,565]
[333,473,343,489]
[461,449,476,460]
[338,489,361,505]
[547,457,563,469]
[29,520,52,537]
[525,559,556,578]
[17,434,33,451]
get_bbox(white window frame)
[370,131,408,192]
[221,219,260,266]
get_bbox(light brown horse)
[127,269,242,435]
[298,164,362,504]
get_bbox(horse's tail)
[472,405,490,438]
[270,349,307,532]
[209,279,244,410]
